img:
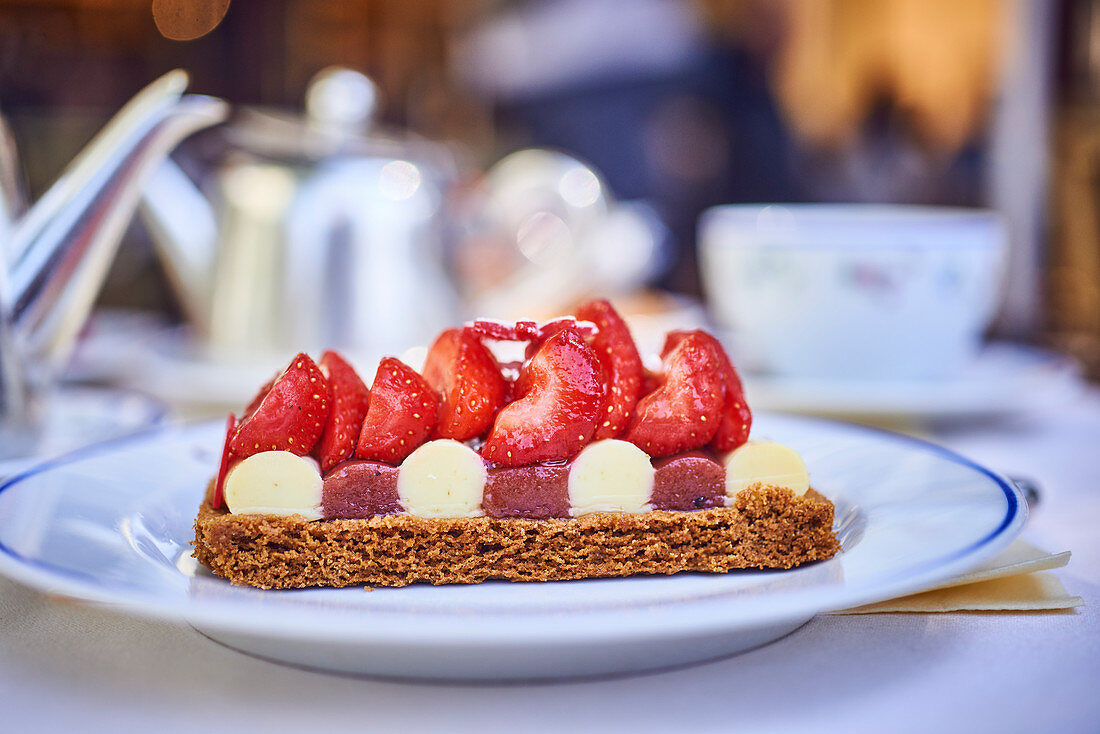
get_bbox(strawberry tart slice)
[193,300,839,588]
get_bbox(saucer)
[742,343,1082,421]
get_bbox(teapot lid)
[220,67,456,177]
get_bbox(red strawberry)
[519,318,594,360]
[315,350,371,472]
[536,316,598,340]
[713,388,753,451]
[482,328,603,466]
[355,357,439,463]
[468,319,540,342]
[423,328,508,441]
[228,352,331,461]
[467,317,597,344]
[241,376,275,422]
[575,299,644,439]
[212,370,278,508]
[212,412,238,509]
[623,333,724,457]
[663,330,752,452]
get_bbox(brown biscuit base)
[193,484,840,589]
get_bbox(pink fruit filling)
[650,452,726,511]
[484,464,571,519]
[318,451,728,520]
[322,461,403,519]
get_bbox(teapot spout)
[138,157,219,331]
[2,71,228,373]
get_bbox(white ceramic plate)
[0,414,1025,681]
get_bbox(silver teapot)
[138,67,460,364]
[0,71,226,456]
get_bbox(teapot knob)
[305,67,378,133]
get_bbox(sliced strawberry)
[663,330,752,452]
[536,316,598,340]
[355,357,439,463]
[642,367,663,397]
[714,389,753,451]
[315,350,371,472]
[466,317,597,344]
[623,333,724,457]
[241,375,276,422]
[229,353,331,461]
[482,328,603,466]
[468,319,540,342]
[423,328,508,441]
[212,412,238,509]
[575,299,644,439]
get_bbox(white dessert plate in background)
[0,414,1025,681]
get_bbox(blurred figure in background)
[0,0,1027,302]
[458,0,1010,296]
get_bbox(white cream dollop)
[224,451,324,519]
[723,440,810,501]
[568,439,654,516]
[397,439,486,518]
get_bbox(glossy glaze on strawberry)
[468,317,597,345]
[315,350,372,472]
[482,327,603,466]
[423,328,508,441]
[575,299,644,439]
[623,332,724,456]
[355,357,439,463]
[709,347,753,452]
[214,299,758,511]
[663,330,752,452]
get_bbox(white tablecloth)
[3,393,1099,734]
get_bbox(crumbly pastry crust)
[193,482,840,589]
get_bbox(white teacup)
[699,205,1006,380]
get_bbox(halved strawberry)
[713,389,753,451]
[482,328,603,466]
[423,328,508,441]
[519,317,598,360]
[663,330,752,452]
[575,299,644,439]
[228,352,331,461]
[315,350,371,472]
[355,357,439,463]
[623,333,724,456]
[212,412,238,509]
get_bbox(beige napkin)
[831,540,1085,614]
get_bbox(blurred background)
[0,0,1097,451]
